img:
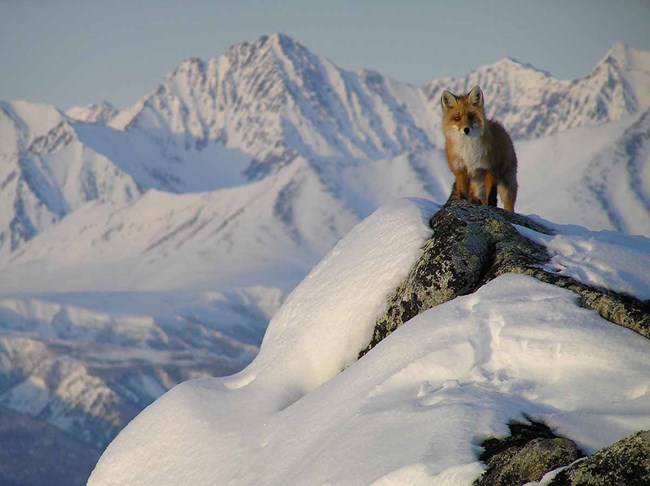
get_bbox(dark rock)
[359,200,650,357]
[550,430,650,486]
[354,200,650,484]
[474,421,582,486]
[355,200,650,482]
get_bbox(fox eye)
[453,115,461,122]
[467,114,475,123]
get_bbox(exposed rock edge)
[360,200,649,358]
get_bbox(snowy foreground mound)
[89,199,650,485]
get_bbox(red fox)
[441,86,518,212]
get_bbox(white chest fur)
[447,129,488,174]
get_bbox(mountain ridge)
[1,36,648,258]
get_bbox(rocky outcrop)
[358,200,650,485]
[475,421,582,486]
[473,423,650,486]
[360,200,650,357]
[550,430,650,486]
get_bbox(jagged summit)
[488,55,553,77]
[112,37,649,158]
[423,41,648,139]
[595,41,650,106]
[66,101,118,124]
[109,31,434,178]
[1,38,648,258]
[224,32,309,61]
[600,41,643,70]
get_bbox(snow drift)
[88,199,650,485]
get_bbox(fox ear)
[441,90,457,110]
[469,86,484,108]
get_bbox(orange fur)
[441,86,518,212]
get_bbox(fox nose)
[463,127,470,134]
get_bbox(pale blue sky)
[1,0,649,111]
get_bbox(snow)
[0,157,355,293]
[73,121,254,193]
[515,110,650,234]
[519,220,650,300]
[89,199,650,486]
[66,102,118,125]
[606,42,650,108]
[0,101,65,148]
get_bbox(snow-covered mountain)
[0,34,650,260]
[1,36,648,260]
[423,41,650,140]
[108,33,435,177]
[0,34,649,485]
[66,101,119,125]
[0,101,140,258]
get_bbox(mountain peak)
[256,32,315,66]
[598,41,650,75]
[66,101,118,124]
[486,56,553,77]
[258,32,302,50]
[221,32,307,62]
[603,41,630,66]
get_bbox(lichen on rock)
[549,430,650,486]
[357,200,650,484]
[474,421,582,486]
[359,200,649,358]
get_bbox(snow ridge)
[67,102,119,125]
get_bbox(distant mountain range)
[0,33,648,485]
[2,35,649,258]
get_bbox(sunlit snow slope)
[88,199,650,486]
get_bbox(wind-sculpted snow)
[520,219,650,300]
[88,200,650,485]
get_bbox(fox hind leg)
[488,185,497,207]
[447,180,459,203]
[497,179,517,212]
[484,171,496,207]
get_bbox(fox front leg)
[469,171,488,205]
[453,170,470,201]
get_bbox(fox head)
[441,86,486,137]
